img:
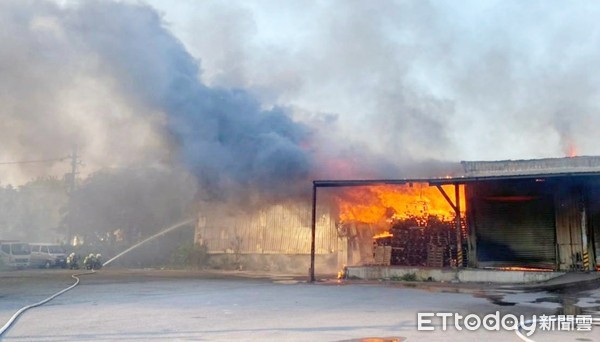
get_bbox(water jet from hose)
[103,219,195,267]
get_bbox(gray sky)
[2,0,600,185]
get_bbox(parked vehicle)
[30,243,67,268]
[0,240,31,268]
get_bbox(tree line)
[0,167,197,247]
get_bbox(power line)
[0,157,69,165]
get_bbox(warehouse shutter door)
[475,196,556,268]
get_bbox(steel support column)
[435,184,463,267]
[455,184,463,267]
[310,184,317,282]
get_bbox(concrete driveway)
[0,269,598,341]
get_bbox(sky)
[2,0,600,187]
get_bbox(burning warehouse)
[193,156,600,280]
[307,156,600,281]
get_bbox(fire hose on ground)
[0,219,194,339]
[0,270,96,338]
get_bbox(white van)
[30,243,67,268]
[0,241,31,268]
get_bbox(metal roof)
[428,171,600,185]
[314,156,600,187]
[313,179,430,187]
[461,155,600,177]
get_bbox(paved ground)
[0,269,598,341]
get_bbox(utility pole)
[66,144,79,244]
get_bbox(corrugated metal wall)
[195,202,338,255]
[588,186,600,269]
[555,186,584,270]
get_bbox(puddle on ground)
[272,279,300,285]
[533,294,600,315]
[472,282,600,317]
[472,292,517,306]
[531,296,561,304]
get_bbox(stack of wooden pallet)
[426,244,445,268]
[373,245,392,265]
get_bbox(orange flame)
[337,265,346,279]
[336,183,465,225]
[373,231,393,239]
[567,143,577,157]
[495,266,553,272]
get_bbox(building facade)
[462,156,600,271]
